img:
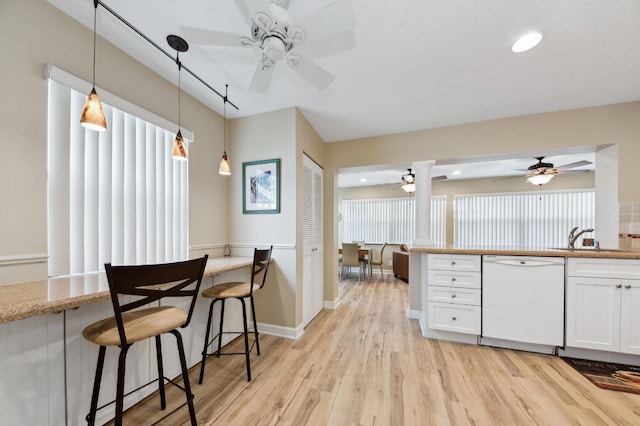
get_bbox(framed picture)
[242,158,281,214]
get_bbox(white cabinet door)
[566,277,621,351]
[0,313,65,426]
[302,154,323,327]
[620,280,640,355]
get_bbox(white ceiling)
[48,1,636,185]
[48,0,640,143]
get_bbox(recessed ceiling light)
[451,170,462,176]
[360,178,367,182]
[511,32,543,53]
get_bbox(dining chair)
[82,255,208,426]
[369,242,388,278]
[341,243,363,281]
[198,246,273,383]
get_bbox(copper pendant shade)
[218,84,231,175]
[169,35,189,161]
[80,0,106,132]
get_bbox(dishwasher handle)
[483,257,564,267]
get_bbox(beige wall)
[324,102,640,310]
[0,0,228,283]
[229,108,297,328]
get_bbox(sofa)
[393,245,409,282]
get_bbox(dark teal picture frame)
[242,158,281,214]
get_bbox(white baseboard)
[406,308,422,320]
[324,298,340,310]
[257,322,304,340]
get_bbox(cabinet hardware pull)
[451,294,457,298]
[625,284,632,289]
[451,261,456,265]
[616,284,622,288]
[452,317,457,321]
[451,277,456,281]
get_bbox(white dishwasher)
[482,255,565,351]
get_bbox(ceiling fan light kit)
[527,173,553,186]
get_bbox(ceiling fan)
[396,169,447,193]
[521,156,593,185]
[181,0,356,93]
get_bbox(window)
[339,196,446,245]
[454,189,595,247]
[47,66,190,276]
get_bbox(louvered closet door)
[303,154,324,327]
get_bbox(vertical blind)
[454,190,595,247]
[47,79,189,276]
[339,196,446,245]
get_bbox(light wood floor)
[119,274,640,425]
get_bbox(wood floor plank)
[115,274,640,425]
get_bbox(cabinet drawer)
[568,257,640,279]
[428,302,481,335]
[427,254,481,272]
[427,270,481,289]
[428,286,481,305]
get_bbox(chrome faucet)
[568,227,594,249]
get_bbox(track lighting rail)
[96,0,239,110]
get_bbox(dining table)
[338,246,373,279]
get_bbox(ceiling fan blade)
[557,160,593,169]
[181,26,244,47]
[559,169,591,175]
[492,175,524,182]
[249,61,276,93]
[287,54,335,90]
[296,0,356,43]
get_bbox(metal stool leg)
[216,299,225,357]
[155,336,166,410]
[114,344,131,426]
[250,295,260,355]
[199,299,216,384]
[239,298,251,382]
[170,330,197,425]
[86,345,106,425]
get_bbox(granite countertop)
[0,256,253,325]
[409,245,640,259]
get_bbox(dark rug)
[563,357,640,394]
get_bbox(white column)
[412,160,435,247]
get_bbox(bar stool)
[198,246,272,383]
[82,255,208,426]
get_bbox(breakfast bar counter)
[0,256,253,324]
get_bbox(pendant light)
[219,84,231,175]
[80,0,106,132]
[168,35,189,161]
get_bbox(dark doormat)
[562,357,640,394]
